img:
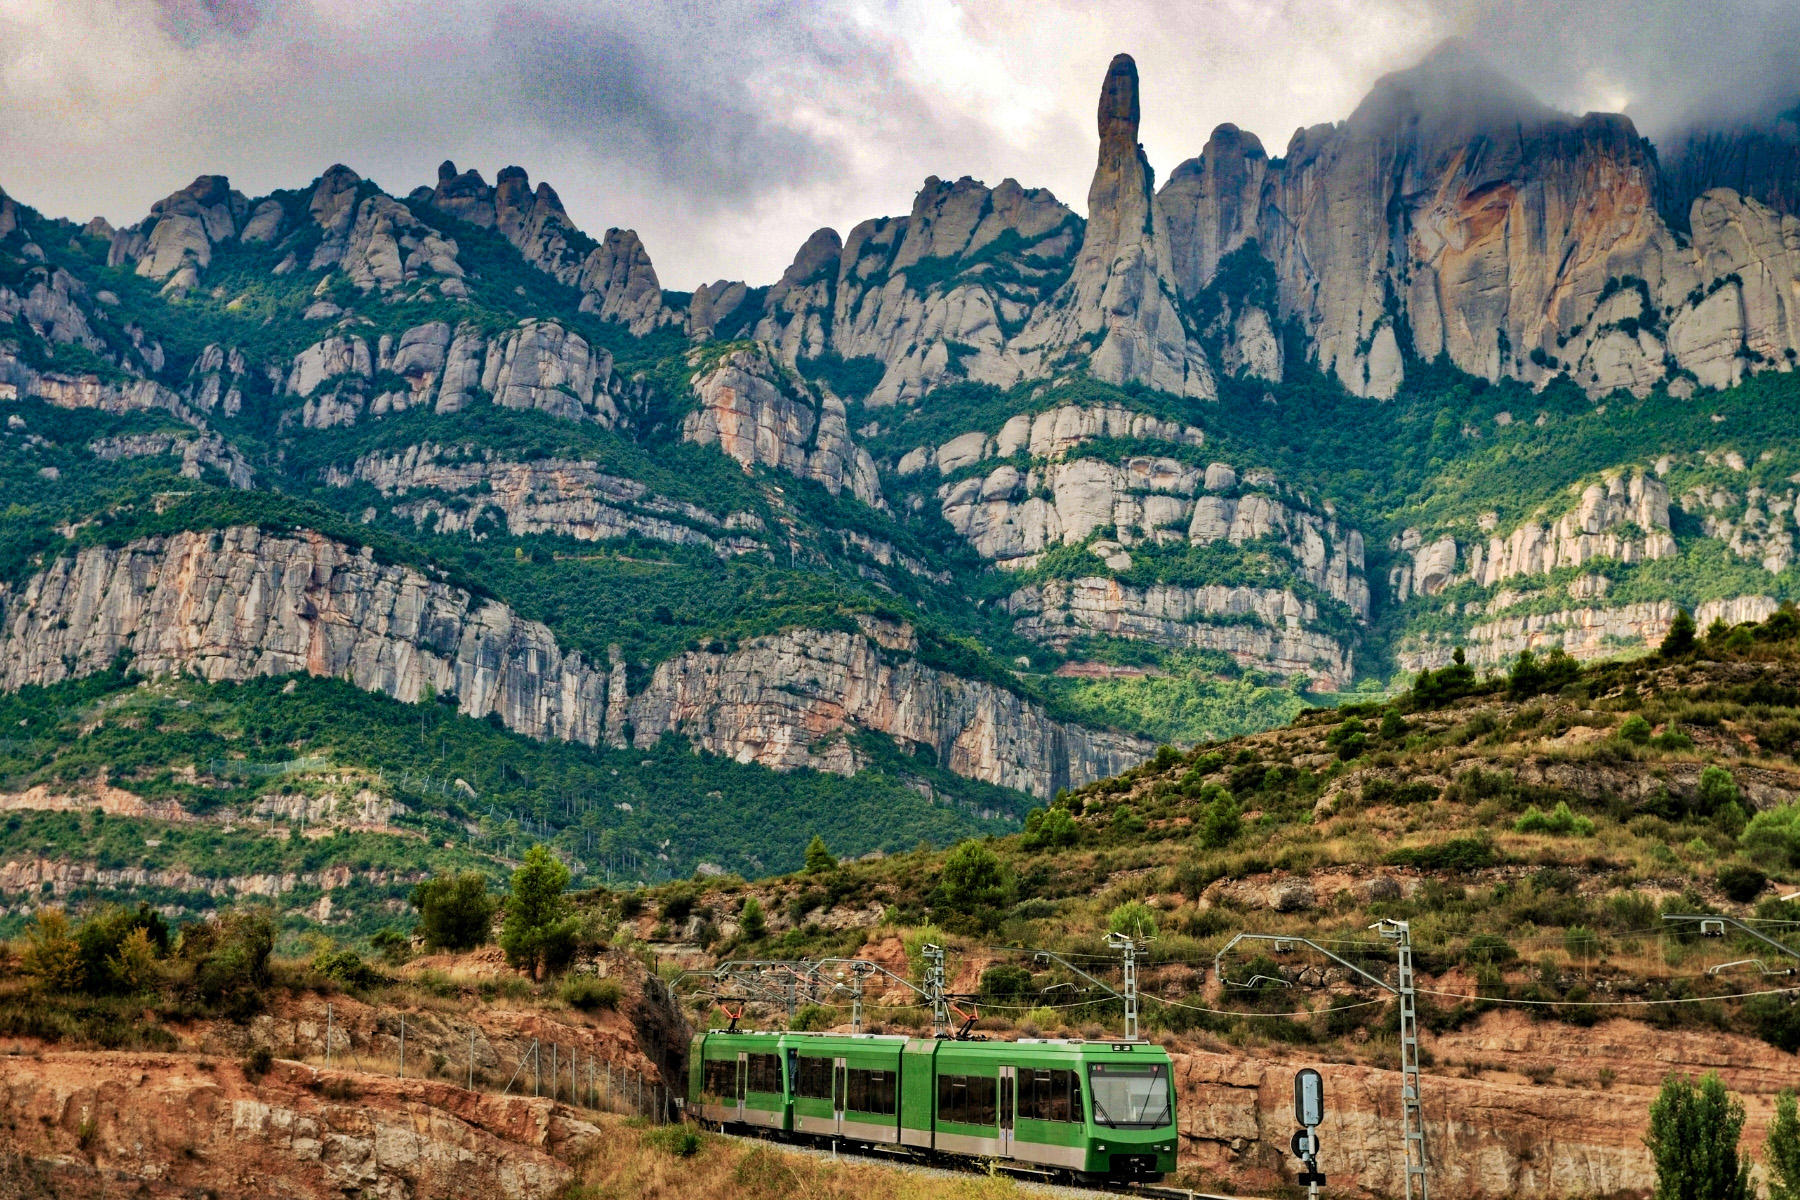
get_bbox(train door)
[735,1052,747,1122]
[833,1057,848,1136]
[998,1065,1016,1156]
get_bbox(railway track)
[710,1125,1245,1200]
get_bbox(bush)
[19,909,84,993]
[1464,933,1518,965]
[737,896,766,940]
[1696,767,1740,818]
[242,1045,274,1080]
[410,873,497,951]
[1768,1088,1800,1200]
[936,840,1010,929]
[1715,864,1768,904]
[1020,806,1078,850]
[500,846,578,978]
[979,963,1033,1000]
[560,976,623,1011]
[1387,838,1497,871]
[1743,803,1800,869]
[181,907,276,1016]
[1515,801,1596,836]
[313,947,384,989]
[75,903,171,995]
[1661,608,1697,657]
[1107,900,1159,940]
[1645,1073,1750,1200]
[791,1003,836,1031]
[1196,787,1242,850]
[1618,714,1653,744]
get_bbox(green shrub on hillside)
[411,872,497,951]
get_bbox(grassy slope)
[636,613,1800,1058]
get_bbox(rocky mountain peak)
[1013,50,1215,399]
[431,160,496,228]
[1096,52,1141,147]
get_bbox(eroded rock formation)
[0,528,1144,796]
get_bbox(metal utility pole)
[1106,931,1146,1041]
[1217,923,1428,1200]
[1377,919,1428,1200]
[924,944,950,1038]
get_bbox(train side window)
[703,1059,737,1099]
[745,1053,783,1095]
[794,1056,834,1100]
[847,1068,895,1115]
[1018,1068,1077,1122]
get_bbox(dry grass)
[570,1120,1022,1200]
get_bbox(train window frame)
[702,1058,738,1100]
[1086,1061,1173,1129]
[794,1055,834,1100]
[745,1052,783,1096]
[937,1072,998,1126]
[845,1067,896,1115]
[1017,1067,1079,1123]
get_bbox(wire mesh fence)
[316,1002,676,1125]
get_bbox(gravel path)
[715,1130,1242,1200]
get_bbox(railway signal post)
[1293,1067,1326,1198]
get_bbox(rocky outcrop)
[1156,42,1800,398]
[1391,471,1675,601]
[1678,475,1800,573]
[184,342,250,416]
[0,345,194,423]
[89,429,254,488]
[1005,577,1352,688]
[0,266,107,355]
[106,175,249,293]
[938,450,1370,620]
[681,344,883,506]
[623,616,1151,795]
[1400,601,1679,672]
[0,1052,597,1200]
[326,443,764,558]
[305,165,465,296]
[576,229,677,335]
[896,401,1205,477]
[754,176,1081,406]
[0,528,1143,796]
[284,319,623,429]
[1013,54,1214,398]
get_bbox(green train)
[686,1030,1179,1181]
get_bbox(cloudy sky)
[2,0,1797,288]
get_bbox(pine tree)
[804,835,836,873]
[1767,1088,1800,1200]
[1662,608,1697,657]
[500,846,577,978]
[738,896,766,940]
[1646,1073,1750,1200]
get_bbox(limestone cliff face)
[0,528,1142,797]
[89,429,254,489]
[324,443,765,558]
[1013,54,1214,398]
[1680,474,1799,573]
[1157,43,1800,398]
[1004,577,1353,688]
[302,165,466,297]
[1396,594,1774,672]
[681,344,883,506]
[106,175,252,294]
[284,317,625,430]
[1391,470,1675,601]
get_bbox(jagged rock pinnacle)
[1098,53,1140,146]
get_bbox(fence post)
[534,1041,541,1098]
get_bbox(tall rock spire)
[1015,53,1215,399]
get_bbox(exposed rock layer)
[0,528,1145,796]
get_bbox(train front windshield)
[1086,1062,1173,1128]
